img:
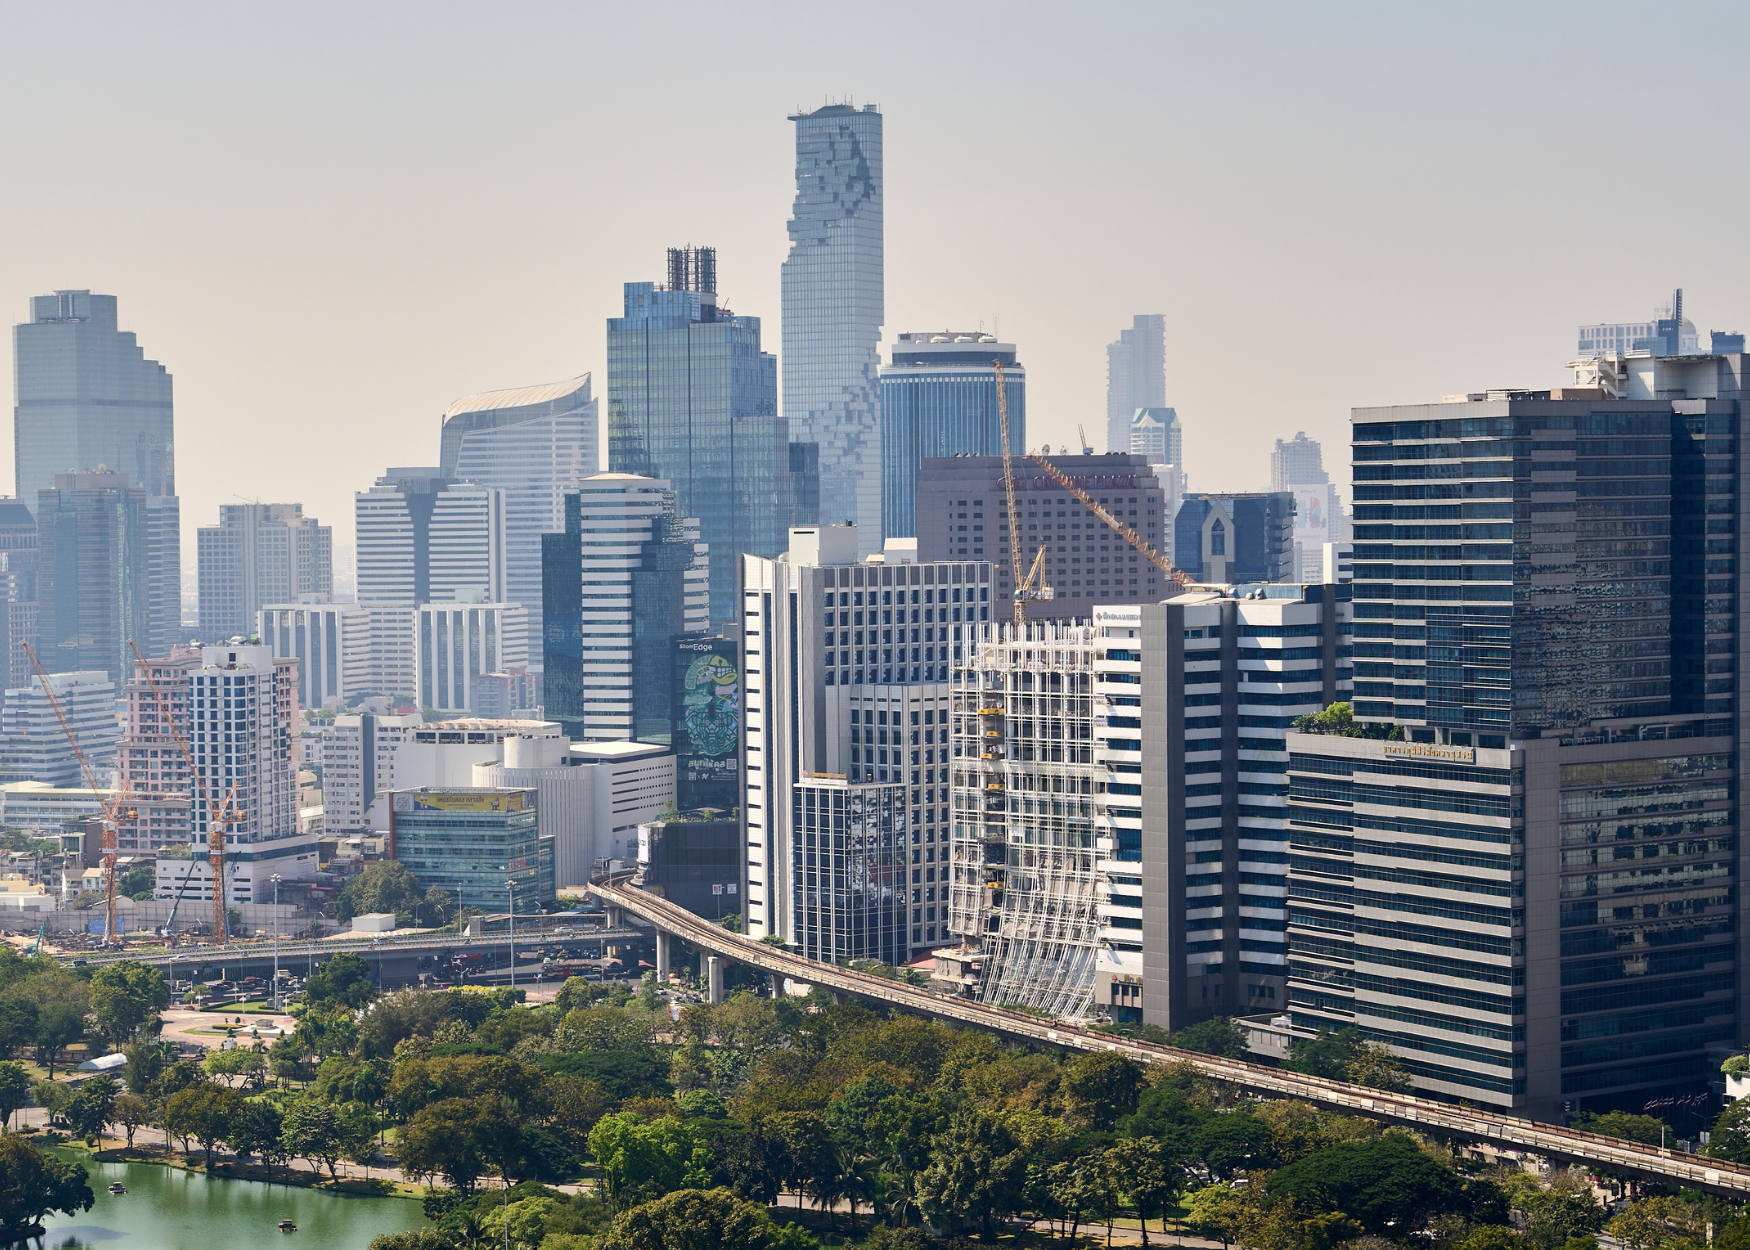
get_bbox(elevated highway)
[591,880,1750,1198]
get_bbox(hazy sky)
[5,2,1749,558]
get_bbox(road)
[590,880,1750,1198]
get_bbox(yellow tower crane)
[1026,450,1197,587]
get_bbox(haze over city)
[6,1,1748,554]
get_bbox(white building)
[354,469,506,606]
[0,672,118,787]
[0,782,110,834]
[259,601,370,710]
[198,503,332,642]
[319,710,423,833]
[442,375,597,671]
[117,651,197,854]
[742,526,986,965]
[569,474,706,741]
[1129,407,1181,470]
[414,594,529,714]
[155,643,317,907]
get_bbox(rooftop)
[444,374,591,419]
[569,741,670,762]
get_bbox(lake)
[7,1153,429,1250]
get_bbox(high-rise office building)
[442,374,598,660]
[541,475,707,744]
[117,651,196,854]
[916,454,1176,620]
[414,595,529,715]
[35,473,154,683]
[741,527,988,965]
[258,601,370,711]
[1577,288,1698,358]
[878,332,1023,540]
[1284,353,1750,1119]
[607,252,800,625]
[782,105,885,556]
[1106,315,1165,455]
[389,787,550,912]
[354,469,505,605]
[198,503,332,641]
[943,588,1350,1022]
[13,291,174,507]
[1270,431,1328,491]
[1129,408,1180,465]
[1175,493,1296,584]
[144,496,181,655]
[319,709,422,833]
[0,671,119,787]
[154,643,316,905]
[0,500,40,704]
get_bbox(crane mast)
[994,359,1053,625]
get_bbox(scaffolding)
[948,619,1102,1020]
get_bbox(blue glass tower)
[782,104,884,555]
[607,249,806,626]
[878,332,1024,540]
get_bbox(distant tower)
[1270,432,1327,491]
[782,104,885,555]
[1105,315,1165,453]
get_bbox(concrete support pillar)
[655,931,671,982]
[605,906,623,930]
[831,990,846,1006]
[707,955,726,1004]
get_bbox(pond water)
[7,1153,428,1250]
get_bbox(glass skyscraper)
[13,291,174,506]
[607,254,801,626]
[1284,355,1748,1120]
[442,373,598,660]
[782,105,884,555]
[878,332,1023,540]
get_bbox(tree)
[0,1134,94,1240]
[305,952,376,1009]
[203,1045,268,1090]
[1570,1111,1668,1147]
[35,1000,85,1077]
[164,1082,243,1168]
[122,1040,172,1100]
[1193,1112,1276,1179]
[1166,1016,1250,1058]
[118,866,155,901]
[31,1079,70,1130]
[1347,1041,1412,1093]
[1267,1133,1471,1236]
[598,1186,778,1250]
[111,1093,151,1149]
[280,1095,348,1180]
[1185,1180,1252,1248]
[368,1234,456,1250]
[1283,1028,1364,1081]
[1060,1050,1144,1129]
[1607,1196,1708,1250]
[867,1093,945,1228]
[0,992,39,1059]
[64,1074,118,1140]
[587,1113,710,1204]
[337,860,424,924]
[915,1109,1030,1241]
[397,1097,498,1193]
[89,961,169,1051]
[1709,1100,1750,1163]
[1107,1137,1181,1248]
[226,1098,284,1163]
[1050,1153,1119,1247]
[0,1062,30,1131]
[1292,702,1399,740]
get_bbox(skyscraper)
[1270,431,1328,491]
[741,528,983,964]
[0,500,41,702]
[1129,408,1181,466]
[197,503,332,641]
[1105,315,1165,454]
[782,105,885,555]
[1285,352,1750,1118]
[35,472,152,682]
[258,601,370,710]
[442,374,598,658]
[0,671,119,787]
[13,291,174,507]
[607,252,799,625]
[354,469,505,605]
[118,651,196,855]
[878,332,1024,540]
[541,475,707,744]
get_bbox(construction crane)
[994,359,1054,626]
[1077,423,1093,455]
[1027,449,1197,587]
[128,642,245,941]
[21,644,136,945]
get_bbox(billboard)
[673,637,740,812]
[393,789,529,814]
[1290,482,1337,546]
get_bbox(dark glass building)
[1174,492,1295,584]
[607,248,811,627]
[1284,356,1749,1120]
[878,332,1023,540]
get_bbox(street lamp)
[506,879,517,996]
[271,874,282,1011]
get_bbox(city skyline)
[7,6,1746,560]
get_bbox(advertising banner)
[673,637,740,812]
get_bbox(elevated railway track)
[590,880,1750,1197]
